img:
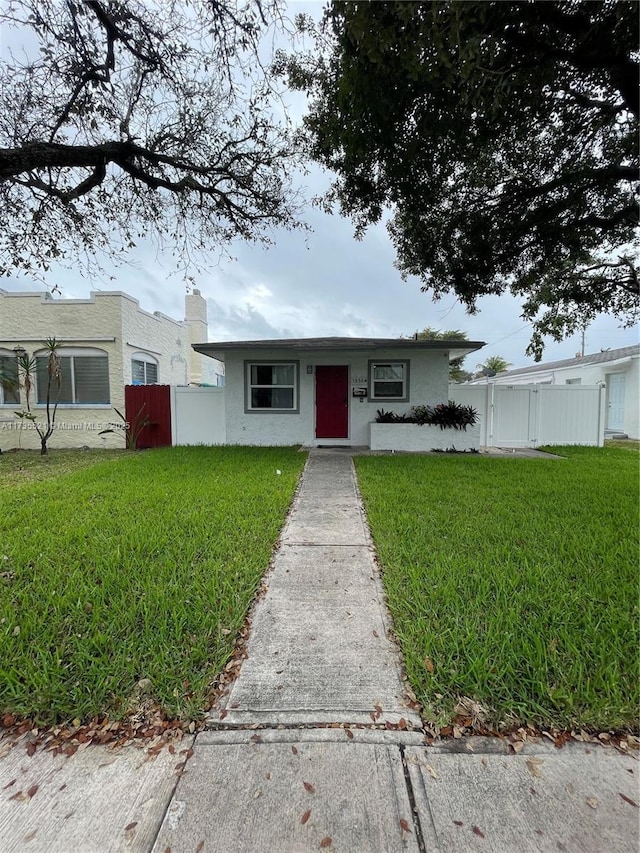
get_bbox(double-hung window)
[369,361,409,401]
[0,353,20,405]
[131,353,159,385]
[246,362,298,411]
[36,348,110,405]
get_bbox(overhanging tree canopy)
[0,0,305,281]
[411,327,471,382]
[288,0,639,358]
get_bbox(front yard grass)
[0,446,305,725]
[0,448,127,488]
[355,446,639,732]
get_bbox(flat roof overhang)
[193,336,486,363]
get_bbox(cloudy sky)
[3,0,637,371]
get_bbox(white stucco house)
[472,345,639,440]
[0,287,224,450]
[192,336,485,448]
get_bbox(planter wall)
[369,422,481,452]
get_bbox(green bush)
[375,401,478,431]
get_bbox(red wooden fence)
[124,385,172,449]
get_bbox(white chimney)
[184,290,208,384]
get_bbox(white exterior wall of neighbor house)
[0,288,222,450]
[0,290,124,449]
[222,347,449,446]
[119,292,192,387]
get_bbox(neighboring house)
[192,337,485,447]
[0,287,224,449]
[469,345,639,439]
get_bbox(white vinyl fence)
[171,386,226,445]
[449,383,606,448]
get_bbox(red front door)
[315,366,349,439]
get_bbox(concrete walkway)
[0,450,638,852]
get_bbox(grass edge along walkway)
[0,446,306,726]
[354,446,639,733]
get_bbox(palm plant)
[16,338,62,455]
[476,355,512,375]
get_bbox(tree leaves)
[292,1,639,357]
[0,0,307,280]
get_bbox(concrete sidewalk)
[1,450,638,852]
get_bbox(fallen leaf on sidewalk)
[291,746,298,755]
[301,809,311,825]
[619,793,638,808]
[345,728,354,740]
[9,791,28,802]
[399,819,411,834]
[472,826,485,839]
[124,822,138,832]
[525,757,544,777]
[320,838,332,849]
[586,798,599,809]
[303,781,315,793]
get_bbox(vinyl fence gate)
[449,383,606,448]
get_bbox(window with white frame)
[131,353,159,385]
[35,348,110,405]
[0,352,20,405]
[246,362,298,411]
[369,361,409,401]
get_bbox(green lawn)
[355,446,639,732]
[0,448,127,488]
[0,446,305,725]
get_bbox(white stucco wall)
[0,290,125,449]
[222,347,450,446]
[370,423,481,452]
[119,294,191,387]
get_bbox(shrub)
[420,401,478,431]
[375,408,410,423]
[375,401,478,431]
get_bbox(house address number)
[352,377,368,384]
